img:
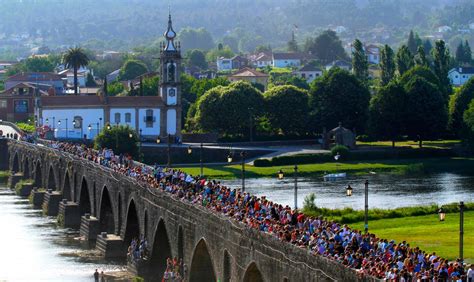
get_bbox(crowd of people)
[21,139,472,281]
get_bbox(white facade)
[448,68,474,86]
[138,108,161,136]
[273,59,301,68]
[294,70,323,83]
[109,108,136,128]
[166,109,177,135]
[42,108,104,139]
[217,58,233,71]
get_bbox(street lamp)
[129,132,133,138]
[240,151,247,192]
[199,143,203,176]
[227,153,233,163]
[156,138,161,144]
[346,185,353,197]
[364,180,369,234]
[438,207,446,221]
[277,169,284,180]
[99,117,102,132]
[187,146,192,155]
[293,165,298,209]
[107,124,111,130]
[57,118,68,139]
[459,201,465,262]
[88,124,92,131]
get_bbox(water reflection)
[0,186,125,282]
[222,173,474,210]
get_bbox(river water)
[223,173,474,210]
[0,184,126,282]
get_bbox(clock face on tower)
[167,87,177,105]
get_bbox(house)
[5,72,65,95]
[216,55,249,71]
[249,52,272,68]
[57,67,90,89]
[325,60,352,71]
[0,82,47,122]
[437,25,452,33]
[293,64,323,83]
[448,67,474,86]
[106,69,121,83]
[228,67,269,90]
[365,44,381,65]
[272,53,304,68]
[97,51,122,60]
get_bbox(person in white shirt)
[467,264,474,282]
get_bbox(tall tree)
[432,40,452,97]
[309,68,370,133]
[404,76,448,147]
[414,46,428,66]
[448,77,474,136]
[380,44,395,86]
[463,100,474,147]
[352,39,369,83]
[464,40,472,65]
[423,39,433,55]
[62,47,90,95]
[264,85,309,135]
[396,45,414,76]
[369,81,407,147]
[455,41,466,65]
[304,30,348,64]
[287,31,299,52]
[407,30,418,54]
[185,49,208,69]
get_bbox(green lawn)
[177,157,474,179]
[349,211,474,263]
[357,140,461,149]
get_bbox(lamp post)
[99,117,102,132]
[167,134,172,168]
[294,165,298,210]
[364,180,369,234]
[459,201,465,263]
[57,118,68,139]
[438,207,446,221]
[240,151,247,192]
[277,169,284,180]
[187,143,204,176]
[334,152,341,168]
[346,185,353,197]
[139,129,142,158]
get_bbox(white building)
[448,67,474,86]
[325,60,352,71]
[293,65,323,83]
[217,57,233,71]
[365,44,381,65]
[272,53,303,68]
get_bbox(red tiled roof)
[7,72,64,81]
[229,67,268,78]
[41,95,164,107]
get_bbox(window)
[301,73,306,78]
[0,100,6,108]
[145,109,153,128]
[73,116,82,129]
[14,100,28,113]
[125,113,131,123]
[114,113,121,124]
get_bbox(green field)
[350,211,474,263]
[177,157,474,179]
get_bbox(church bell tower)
[160,12,182,139]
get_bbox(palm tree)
[63,47,90,95]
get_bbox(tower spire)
[163,8,177,51]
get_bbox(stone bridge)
[0,138,364,282]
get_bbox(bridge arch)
[23,157,30,178]
[34,161,42,188]
[47,165,57,190]
[177,225,184,260]
[124,198,140,246]
[149,218,172,279]
[117,192,123,235]
[143,210,149,238]
[78,177,91,215]
[62,170,72,201]
[12,152,19,173]
[99,186,115,234]
[189,238,216,282]
[243,262,264,282]
[223,249,231,282]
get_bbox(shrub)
[303,193,317,210]
[331,145,350,158]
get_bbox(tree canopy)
[449,77,474,136]
[118,59,148,81]
[94,125,140,159]
[304,30,348,65]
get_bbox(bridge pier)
[16,182,33,197]
[30,188,46,208]
[80,214,100,243]
[8,172,23,189]
[42,190,62,216]
[58,199,81,229]
[96,232,126,259]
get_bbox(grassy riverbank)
[0,171,10,182]
[349,211,474,263]
[177,157,474,179]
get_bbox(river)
[222,173,474,210]
[0,183,126,282]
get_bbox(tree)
[380,44,395,86]
[264,85,309,135]
[403,76,448,147]
[268,73,309,90]
[369,82,407,147]
[140,76,159,96]
[118,59,148,81]
[178,27,214,51]
[205,45,234,62]
[407,30,418,54]
[309,68,370,133]
[63,47,90,95]
[449,77,474,136]
[432,40,452,96]
[464,40,472,65]
[455,41,466,64]
[24,57,55,72]
[414,46,429,67]
[423,39,433,55]
[287,32,299,52]
[107,81,125,96]
[463,99,474,146]
[304,30,348,64]
[396,45,414,76]
[185,49,208,69]
[352,39,369,83]
[94,125,139,159]
[85,72,97,87]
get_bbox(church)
[36,14,182,142]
